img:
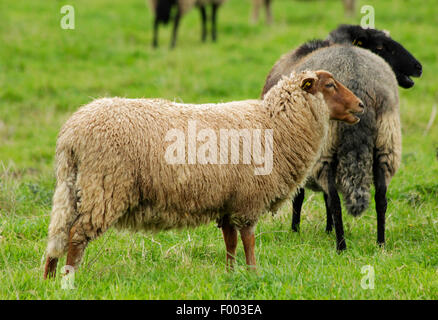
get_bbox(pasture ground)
[0,0,437,299]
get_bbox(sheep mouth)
[398,71,423,89]
[346,110,363,124]
[399,74,415,88]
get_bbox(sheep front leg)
[199,5,207,42]
[240,225,256,270]
[170,8,182,48]
[373,151,388,246]
[152,16,159,48]
[291,188,305,232]
[327,163,346,251]
[221,218,238,270]
[323,193,334,233]
[211,3,218,42]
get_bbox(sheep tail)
[336,110,375,217]
[45,147,78,259]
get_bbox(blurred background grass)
[0,0,437,299]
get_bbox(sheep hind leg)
[251,0,261,24]
[221,217,238,270]
[65,222,90,272]
[373,153,388,247]
[291,188,305,232]
[44,257,58,279]
[239,225,256,270]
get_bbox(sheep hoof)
[336,242,347,252]
[377,240,385,248]
[43,257,58,280]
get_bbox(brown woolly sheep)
[43,70,363,278]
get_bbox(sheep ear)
[300,77,316,92]
[382,29,391,37]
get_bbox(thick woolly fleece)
[45,71,330,259]
[262,45,401,216]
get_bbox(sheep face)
[330,25,422,88]
[301,70,364,124]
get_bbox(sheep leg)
[323,193,334,233]
[152,16,159,48]
[342,0,356,16]
[373,152,387,246]
[327,164,346,251]
[65,223,89,271]
[211,3,218,42]
[43,257,58,279]
[251,0,261,24]
[170,8,182,48]
[199,5,207,42]
[291,188,305,232]
[221,217,238,270]
[265,0,272,25]
[240,225,256,270]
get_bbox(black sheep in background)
[149,0,226,48]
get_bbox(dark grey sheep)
[261,25,422,250]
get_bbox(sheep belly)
[113,204,222,232]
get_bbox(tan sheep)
[43,70,363,278]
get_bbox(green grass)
[0,0,437,299]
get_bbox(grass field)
[0,0,437,299]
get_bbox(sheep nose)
[357,102,365,114]
[414,62,423,76]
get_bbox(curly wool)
[263,45,400,216]
[45,71,329,259]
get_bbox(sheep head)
[300,70,365,124]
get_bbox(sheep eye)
[325,83,335,88]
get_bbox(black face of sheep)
[329,24,423,88]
